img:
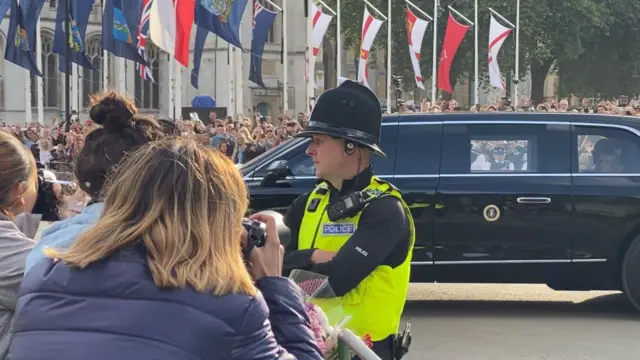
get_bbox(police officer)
[490,147,514,171]
[283,81,415,360]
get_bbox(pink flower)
[305,303,325,351]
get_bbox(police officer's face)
[307,134,345,179]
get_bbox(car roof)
[382,112,640,129]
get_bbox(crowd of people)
[0,91,325,360]
[397,97,640,115]
[2,94,639,176]
[0,109,309,173]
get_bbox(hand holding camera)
[242,213,284,280]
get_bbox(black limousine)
[240,112,640,311]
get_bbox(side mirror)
[261,160,291,185]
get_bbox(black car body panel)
[241,112,640,291]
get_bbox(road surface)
[402,284,638,360]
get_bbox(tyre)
[622,237,640,311]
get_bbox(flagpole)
[431,0,438,105]
[386,0,391,113]
[306,0,313,114]
[169,55,175,119]
[227,43,234,117]
[514,0,520,103]
[25,73,31,124]
[118,58,126,93]
[102,0,108,92]
[175,62,182,120]
[64,0,71,131]
[282,0,289,112]
[336,0,341,82]
[235,29,243,117]
[36,19,44,124]
[473,0,478,107]
[72,64,79,112]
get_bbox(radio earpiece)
[345,141,356,155]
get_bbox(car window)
[371,125,398,175]
[254,139,315,177]
[441,123,570,174]
[239,138,297,173]
[394,123,442,175]
[574,126,640,173]
[286,150,316,176]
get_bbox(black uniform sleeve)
[308,196,411,297]
[283,192,315,276]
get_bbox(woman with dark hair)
[25,91,165,273]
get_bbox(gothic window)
[134,42,160,110]
[31,34,59,108]
[82,37,103,108]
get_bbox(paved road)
[402,284,639,360]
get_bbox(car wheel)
[622,237,640,311]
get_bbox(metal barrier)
[337,330,381,360]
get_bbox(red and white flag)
[149,0,195,66]
[357,6,383,89]
[405,7,429,89]
[308,2,333,88]
[437,12,469,94]
[488,14,511,89]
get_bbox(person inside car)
[591,139,623,173]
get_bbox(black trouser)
[353,335,394,360]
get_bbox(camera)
[32,169,61,221]
[242,218,267,248]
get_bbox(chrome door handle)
[517,197,551,204]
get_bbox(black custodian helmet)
[294,80,385,157]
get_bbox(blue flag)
[195,0,248,49]
[4,0,44,76]
[0,0,10,26]
[102,0,146,64]
[53,0,96,73]
[190,26,208,89]
[248,4,277,89]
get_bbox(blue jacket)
[9,245,323,360]
[24,202,103,273]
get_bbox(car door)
[392,118,442,280]
[433,120,572,283]
[570,122,640,270]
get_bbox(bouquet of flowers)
[290,270,374,359]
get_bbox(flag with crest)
[53,0,96,73]
[195,0,248,48]
[248,0,277,89]
[102,0,147,64]
[4,0,43,75]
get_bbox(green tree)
[556,0,640,100]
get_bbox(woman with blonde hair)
[9,138,322,360]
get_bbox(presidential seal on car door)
[483,204,501,222]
